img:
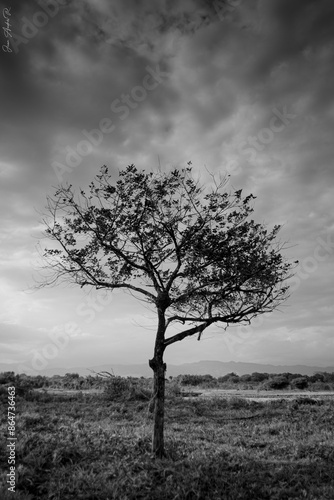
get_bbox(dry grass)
[0,387,334,499]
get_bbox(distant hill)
[1,360,333,378]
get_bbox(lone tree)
[40,164,293,457]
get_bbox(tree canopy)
[42,164,292,343]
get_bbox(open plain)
[1,381,334,500]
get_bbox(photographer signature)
[2,7,12,53]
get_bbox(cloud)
[0,0,333,371]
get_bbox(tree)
[39,163,294,457]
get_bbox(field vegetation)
[1,371,334,499]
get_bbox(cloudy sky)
[1,0,334,375]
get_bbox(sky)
[0,0,334,375]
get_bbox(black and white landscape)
[1,1,334,497]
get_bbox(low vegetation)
[2,369,333,392]
[1,371,334,499]
[177,371,334,391]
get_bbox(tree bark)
[149,305,167,458]
[149,355,166,458]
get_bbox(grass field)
[1,385,334,500]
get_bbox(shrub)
[264,376,290,390]
[0,385,8,397]
[291,377,308,390]
[218,372,239,383]
[281,372,301,382]
[103,376,151,401]
[310,381,332,391]
[103,377,132,399]
[309,372,325,383]
[166,381,182,398]
[250,372,269,383]
[15,378,35,398]
[204,378,219,388]
[292,397,322,407]
[178,374,208,386]
[0,371,15,384]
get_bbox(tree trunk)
[149,356,166,458]
[149,305,167,458]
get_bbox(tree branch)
[78,280,156,301]
[164,322,211,347]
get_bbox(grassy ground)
[1,390,334,499]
